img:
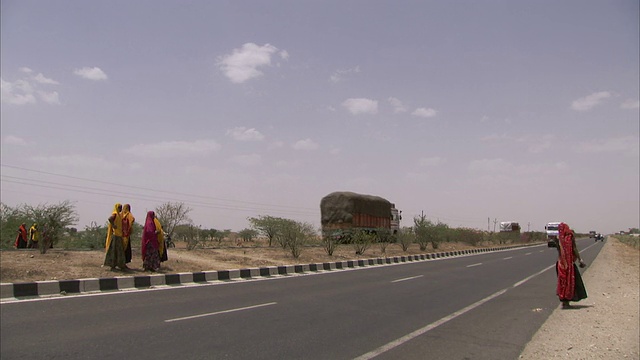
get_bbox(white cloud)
[279,50,290,60]
[217,43,280,84]
[573,136,639,157]
[388,97,407,113]
[229,153,262,167]
[342,98,378,115]
[292,138,319,150]
[39,91,60,104]
[33,73,59,85]
[571,91,611,111]
[1,78,36,105]
[124,139,221,158]
[74,67,108,81]
[1,70,61,105]
[3,135,28,146]
[226,127,265,141]
[329,66,360,83]
[418,156,445,167]
[620,99,639,109]
[412,107,437,118]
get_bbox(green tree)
[375,227,392,254]
[274,219,315,258]
[238,228,258,242]
[351,229,375,256]
[0,203,22,248]
[321,229,340,256]
[75,221,107,250]
[413,214,433,251]
[183,224,202,250]
[397,227,415,252]
[213,229,231,244]
[0,201,78,252]
[249,215,285,247]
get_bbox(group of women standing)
[103,203,167,272]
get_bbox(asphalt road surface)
[0,238,602,360]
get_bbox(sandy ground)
[520,238,639,359]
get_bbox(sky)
[1,0,638,235]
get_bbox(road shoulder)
[519,238,639,359]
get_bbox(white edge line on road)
[354,240,600,360]
[164,302,277,323]
[466,263,482,268]
[391,275,423,283]
[353,288,508,360]
[503,257,513,260]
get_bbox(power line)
[1,177,319,217]
[1,163,318,212]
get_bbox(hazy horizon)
[2,1,638,235]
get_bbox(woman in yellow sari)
[121,204,135,268]
[154,215,167,264]
[104,203,126,270]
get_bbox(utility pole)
[488,217,490,232]
[528,222,530,232]
[493,218,498,233]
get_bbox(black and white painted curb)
[0,245,534,300]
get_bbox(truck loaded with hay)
[320,191,401,239]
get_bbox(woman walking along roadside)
[555,222,588,308]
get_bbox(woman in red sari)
[556,222,588,308]
[14,223,27,248]
[141,211,161,272]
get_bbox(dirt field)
[0,240,484,283]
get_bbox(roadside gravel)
[519,238,639,359]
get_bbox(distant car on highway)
[595,233,604,242]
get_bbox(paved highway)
[1,238,603,360]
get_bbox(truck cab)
[390,204,401,234]
[545,222,561,240]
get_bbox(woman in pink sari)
[556,222,588,308]
[141,211,161,272]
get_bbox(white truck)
[545,222,561,240]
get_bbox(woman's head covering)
[145,211,155,228]
[558,222,574,242]
[142,211,157,241]
[113,203,122,214]
[122,204,131,214]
